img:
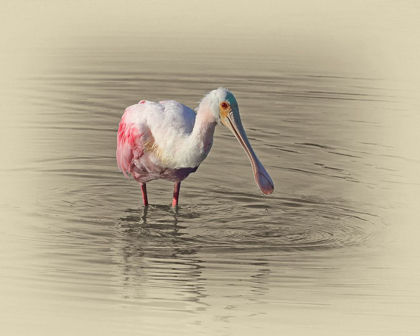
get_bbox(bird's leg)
[140,183,149,206]
[172,182,181,207]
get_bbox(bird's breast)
[150,136,212,170]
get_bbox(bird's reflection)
[111,205,279,321]
[112,206,209,312]
[117,205,186,237]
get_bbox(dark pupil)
[222,103,227,108]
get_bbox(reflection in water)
[112,206,282,329]
[113,207,208,315]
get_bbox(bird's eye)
[220,102,228,109]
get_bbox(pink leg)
[172,182,181,207]
[140,183,149,206]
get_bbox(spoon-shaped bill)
[223,114,274,195]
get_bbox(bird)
[116,87,274,207]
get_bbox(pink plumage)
[117,113,142,178]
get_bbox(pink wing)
[116,106,145,178]
[116,99,197,179]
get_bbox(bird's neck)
[191,108,217,146]
[175,107,217,168]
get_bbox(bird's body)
[117,88,274,206]
[117,99,215,182]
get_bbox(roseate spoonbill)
[117,87,274,207]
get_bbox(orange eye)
[220,102,228,109]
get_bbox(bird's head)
[201,87,274,195]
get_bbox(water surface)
[1,1,420,335]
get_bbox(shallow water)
[1,1,420,335]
